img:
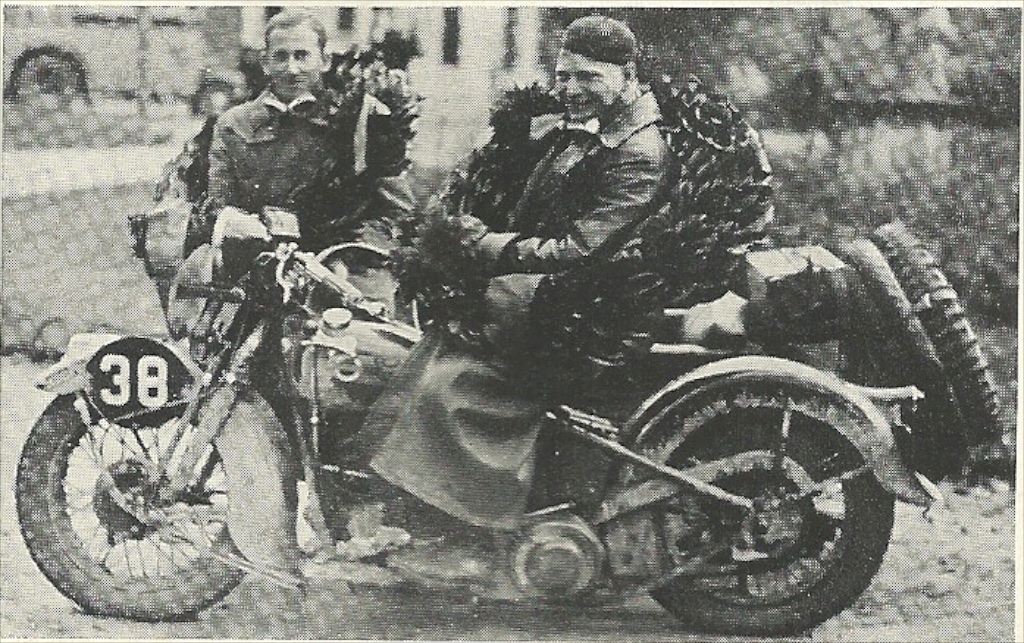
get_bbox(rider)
[359,16,674,575]
[187,10,414,578]
[203,9,414,303]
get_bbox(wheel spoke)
[122,543,136,578]
[100,543,118,569]
[133,541,149,579]
[773,399,793,479]
[151,537,186,571]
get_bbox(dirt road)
[0,354,1015,640]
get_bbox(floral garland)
[392,77,774,337]
[392,84,561,329]
[285,48,421,245]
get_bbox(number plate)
[86,337,192,420]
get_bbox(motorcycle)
[17,208,945,636]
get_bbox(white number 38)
[98,353,170,408]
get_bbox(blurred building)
[3,5,239,102]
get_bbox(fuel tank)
[297,311,417,417]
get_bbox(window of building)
[442,7,461,65]
[337,8,355,31]
[503,7,519,69]
[371,7,395,42]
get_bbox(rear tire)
[638,383,894,636]
[16,396,244,621]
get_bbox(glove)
[211,206,270,247]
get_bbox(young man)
[362,16,672,579]
[205,9,413,262]
[190,10,414,581]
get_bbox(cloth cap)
[562,15,637,66]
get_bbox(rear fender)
[625,356,937,506]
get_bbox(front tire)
[638,383,894,636]
[16,396,244,621]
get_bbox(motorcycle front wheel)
[16,396,245,621]
[639,384,895,636]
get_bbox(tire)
[835,238,966,479]
[637,382,894,636]
[16,396,245,621]
[9,51,88,103]
[870,220,1002,448]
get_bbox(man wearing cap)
[363,16,671,580]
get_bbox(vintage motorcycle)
[17,208,950,636]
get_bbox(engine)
[510,514,605,599]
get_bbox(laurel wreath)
[392,78,774,343]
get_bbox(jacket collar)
[528,90,662,149]
[596,91,661,149]
[258,88,317,114]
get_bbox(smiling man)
[202,10,412,252]
[364,16,672,579]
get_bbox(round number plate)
[86,337,193,422]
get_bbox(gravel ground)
[0,354,1016,641]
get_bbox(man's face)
[555,50,629,123]
[262,24,329,102]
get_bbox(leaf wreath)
[391,84,562,329]
[392,77,774,331]
[284,49,421,245]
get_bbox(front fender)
[625,356,937,506]
[35,332,201,395]
[210,387,301,573]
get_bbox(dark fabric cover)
[365,333,543,530]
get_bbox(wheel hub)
[92,459,155,544]
[738,493,805,557]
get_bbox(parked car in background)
[3,5,243,113]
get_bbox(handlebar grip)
[318,270,365,303]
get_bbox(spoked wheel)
[637,384,894,636]
[16,396,244,621]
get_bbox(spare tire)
[834,238,966,479]
[870,220,1002,449]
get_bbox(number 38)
[98,353,169,408]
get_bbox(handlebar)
[275,244,387,319]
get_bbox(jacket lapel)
[508,93,662,232]
[509,133,601,229]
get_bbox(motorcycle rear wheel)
[16,396,245,621]
[643,385,895,636]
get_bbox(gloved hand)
[211,206,271,285]
[674,291,749,346]
[211,206,270,247]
